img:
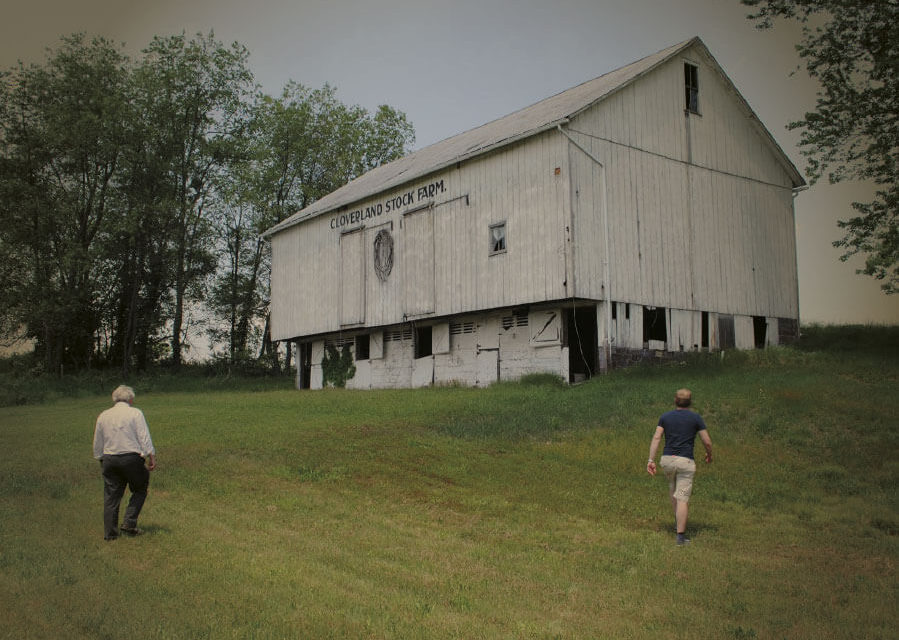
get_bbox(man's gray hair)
[112,385,135,404]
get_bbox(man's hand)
[648,426,663,476]
[700,430,713,464]
[146,454,157,471]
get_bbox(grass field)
[1,326,897,639]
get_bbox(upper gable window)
[489,222,507,255]
[684,62,699,114]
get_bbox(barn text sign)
[329,179,446,230]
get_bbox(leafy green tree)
[1,31,413,375]
[133,32,256,368]
[743,0,899,292]
[207,158,263,364]
[207,82,414,369]
[0,34,132,371]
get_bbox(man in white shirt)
[93,385,157,540]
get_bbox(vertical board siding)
[568,43,798,321]
[271,42,799,346]
[339,229,365,325]
[364,221,398,328]
[402,208,435,316]
[270,132,569,341]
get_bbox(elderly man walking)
[646,388,712,545]
[93,385,157,540]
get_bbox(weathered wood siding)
[271,132,571,341]
[567,43,799,319]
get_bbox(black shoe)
[104,536,118,541]
[120,526,143,536]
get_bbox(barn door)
[475,316,500,387]
[339,228,365,325]
[402,207,435,316]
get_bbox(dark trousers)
[101,453,149,538]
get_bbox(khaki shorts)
[660,455,696,503]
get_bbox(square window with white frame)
[489,222,506,255]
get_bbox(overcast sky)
[3,0,897,325]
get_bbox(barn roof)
[264,37,804,237]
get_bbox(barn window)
[489,222,507,255]
[501,310,528,330]
[414,326,432,359]
[643,306,668,344]
[324,337,353,351]
[684,62,699,113]
[355,334,370,361]
[384,328,413,342]
[449,320,475,335]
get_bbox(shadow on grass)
[131,523,172,537]
[651,519,720,537]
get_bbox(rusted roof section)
[265,37,803,237]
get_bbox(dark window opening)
[684,62,699,113]
[489,222,506,255]
[625,303,631,320]
[753,316,767,349]
[414,326,432,359]
[355,334,370,361]
[298,343,312,390]
[566,306,597,382]
[701,312,709,349]
[611,303,617,320]
[718,315,735,350]
[643,306,668,344]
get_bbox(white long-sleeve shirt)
[93,401,156,459]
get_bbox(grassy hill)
[0,325,896,638]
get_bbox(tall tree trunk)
[258,314,280,373]
[171,209,187,369]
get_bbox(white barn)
[264,37,805,389]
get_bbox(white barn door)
[402,208,435,316]
[476,316,500,387]
[340,229,365,325]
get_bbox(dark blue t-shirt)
[659,409,707,459]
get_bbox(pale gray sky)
[3,0,897,324]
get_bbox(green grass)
[1,327,897,639]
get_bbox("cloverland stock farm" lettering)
[329,179,446,230]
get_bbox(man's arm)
[132,409,156,466]
[647,426,664,476]
[92,419,104,460]
[699,429,712,463]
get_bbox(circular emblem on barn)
[373,229,394,282]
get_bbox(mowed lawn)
[1,332,897,639]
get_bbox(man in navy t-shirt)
[646,388,713,545]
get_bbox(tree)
[743,0,899,293]
[134,32,256,367]
[0,34,132,371]
[206,82,415,368]
[1,32,414,374]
